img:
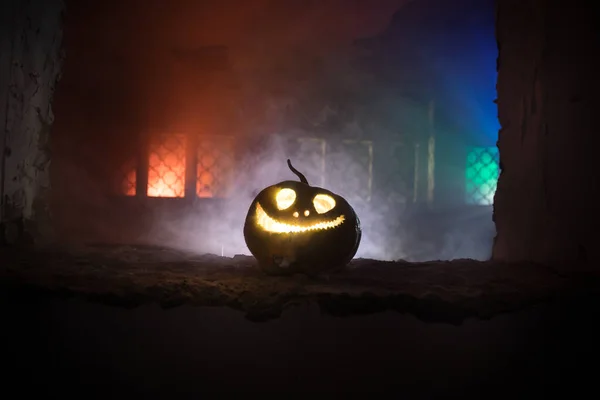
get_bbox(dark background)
[2,291,598,397]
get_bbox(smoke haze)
[50,0,497,262]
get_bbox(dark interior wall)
[50,0,152,221]
[48,1,244,241]
[493,0,600,266]
[0,1,11,213]
[0,0,64,243]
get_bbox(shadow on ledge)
[1,243,599,323]
[1,244,599,396]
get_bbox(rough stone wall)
[0,0,64,244]
[493,0,600,266]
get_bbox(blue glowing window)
[465,146,499,205]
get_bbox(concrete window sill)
[1,244,598,323]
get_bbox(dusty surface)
[1,243,598,323]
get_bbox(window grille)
[465,146,499,205]
[196,135,236,198]
[147,134,187,198]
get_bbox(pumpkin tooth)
[255,203,344,234]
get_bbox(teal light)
[465,147,499,205]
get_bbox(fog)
[50,0,497,262]
[102,134,495,262]
[142,136,409,260]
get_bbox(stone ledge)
[1,244,598,323]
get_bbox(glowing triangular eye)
[313,194,336,214]
[275,188,296,210]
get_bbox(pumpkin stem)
[287,159,309,185]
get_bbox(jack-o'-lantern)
[244,159,361,275]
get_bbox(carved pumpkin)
[244,159,361,275]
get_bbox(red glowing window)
[147,134,187,198]
[196,136,235,198]
[115,134,235,199]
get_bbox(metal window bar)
[195,135,236,198]
[465,146,499,206]
[427,135,435,204]
[146,133,187,198]
[413,142,420,203]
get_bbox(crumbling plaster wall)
[0,0,64,244]
[493,0,599,266]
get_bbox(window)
[327,140,373,202]
[465,146,499,205]
[147,134,187,198]
[116,133,236,199]
[196,135,235,198]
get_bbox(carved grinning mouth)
[256,203,345,234]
